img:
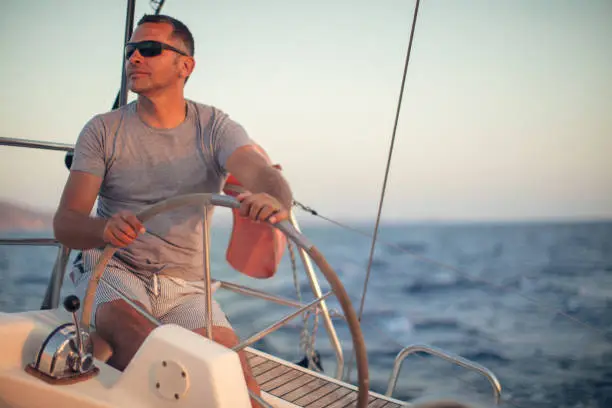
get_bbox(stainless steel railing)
[0,238,59,246]
[1,136,74,310]
[2,136,505,398]
[42,245,71,309]
[0,238,71,310]
[0,137,73,152]
[232,292,333,352]
[0,136,346,379]
[202,206,214,340]
[386,344,502,404]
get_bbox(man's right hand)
[102,211,146,247]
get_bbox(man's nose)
[127,49,144,64]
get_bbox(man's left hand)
[236,192,289,224]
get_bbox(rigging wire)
[294,200,610,341]
[150,0,166,14]
[358,0,422,322]
[346,0,422,383]
[288,240,322,372]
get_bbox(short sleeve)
[71,116,106,177]
[212,110,255,174]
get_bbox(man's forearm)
[53,210,107,249]
[250,166,293,210]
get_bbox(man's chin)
[128,79,151,95]
[128,85,147,94]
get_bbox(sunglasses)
[124,40,190,60]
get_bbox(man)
[53,14,292,407]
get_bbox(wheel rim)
[80,193,369,407]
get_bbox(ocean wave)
[2,221,611,408]
[385,241,428,255]
[460,350,510,364]
[13,276,50,286]
[401,276,489,295]
[413,319,462,331]
[368,257,390,271]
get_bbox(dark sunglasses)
[124,40,190,60]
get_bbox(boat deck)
[246,348,407,408]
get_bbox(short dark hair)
[137,14,194,56]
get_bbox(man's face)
[125,22,193,95]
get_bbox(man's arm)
[53,171,144,249]
[224,145,293,222]
[54,171,106,249]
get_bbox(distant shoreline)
[1,200,610,234]
[0,201,53,232]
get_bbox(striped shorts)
[71,251,232,331]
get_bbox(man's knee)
[193,326,239,349]
[95,299,155,344]
[94,299,156,371]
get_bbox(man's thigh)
[155,277,232,330]
[73,265,153,330]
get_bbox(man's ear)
[182,57,195,79]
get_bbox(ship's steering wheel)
[80,193,369,407]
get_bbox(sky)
[1,0,611,223]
